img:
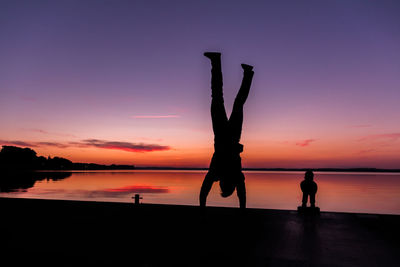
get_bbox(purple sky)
[1,0,399,168]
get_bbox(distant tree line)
[0,146,135,171]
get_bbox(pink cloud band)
[0,139,170,153]
[79,139,170,152]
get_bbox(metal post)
[133,194,143,205]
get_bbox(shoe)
[204,52,221,61]
[241,64,253,72]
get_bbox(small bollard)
[132,194,143,205]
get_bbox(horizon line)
[104,166,400,172]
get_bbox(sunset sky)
[1,0,399,168]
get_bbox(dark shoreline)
[135,167,400,173]
[13,167,400,173]
[1,197,399,266]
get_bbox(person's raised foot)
[241,64,253,72]
[204,52,221,61]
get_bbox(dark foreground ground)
[1,198,399,267]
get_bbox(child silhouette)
[299,170,319,212]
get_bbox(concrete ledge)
[1,197,399,266]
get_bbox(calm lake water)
[1,170,400,215]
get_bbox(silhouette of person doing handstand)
[300,170,318,208]
[200,52,254,209]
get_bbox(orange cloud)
[78,139,170,152]
[37,142,69,148]
[295,139,316,147]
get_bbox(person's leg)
[302,192,308,207]
[310,181,317,207]
[236,173,246,209]
[310,193,316,207]
[229,64,254,142]
[204,52,228,137]
[204,52,223,98]
[199,171,215,207]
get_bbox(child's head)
[305,170,314,181]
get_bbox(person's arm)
[199,172,214,207]
[236,179,246,209]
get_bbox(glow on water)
[1,170,400,215]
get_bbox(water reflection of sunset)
[105,185,169,193]
[1,171,400,215]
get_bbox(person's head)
[219,178,236,198]
[305,170,314,181]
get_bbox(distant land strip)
[134,167,400,173]
[1,146,399,173]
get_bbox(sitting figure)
[298,170,319,212]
